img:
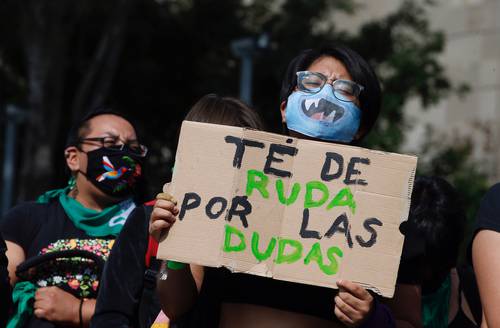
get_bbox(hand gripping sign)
[157,121,417,297]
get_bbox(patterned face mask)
[285,84,361,143]
[82,146,142,198]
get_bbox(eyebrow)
[310,71,349,81]
[96,133,139,142]
[86,132,119,139]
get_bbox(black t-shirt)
[1,200,115,261]
[203,267,339,321]
[177,267,396,328]
[1,200,127,327]
[91,206,161,328]
[173,267,341,327]
[474,183,500,234]
[467,183,500,265]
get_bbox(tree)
[0,0,135,201]
[0,0,489,224]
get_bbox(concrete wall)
[333,0,500,180]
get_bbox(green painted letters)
[275,238,303,264]
[324,246,343,275]
[303,242,324,269]
[251,231,277,261]
[304,181,329,208]
[276,179,301,205]
[304,242,343,275]
[223,225,246,252]
[246,170,269,199]
[326,187,356,214]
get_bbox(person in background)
[150,44,395,327]
[1,108,148,327]
[401,176,481,328]
[91,94,264,328]
[472,183,500,327]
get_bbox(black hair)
[65,108,137,148]
[409,176,466,276]
[185,94,264,130]
[280,44,381,141]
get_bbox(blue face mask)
[285,84,361,142]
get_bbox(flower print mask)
[82,146,142,198]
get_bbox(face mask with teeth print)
[285,84,361,142]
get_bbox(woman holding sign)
[151,44,396,327]
[91,94,264,328]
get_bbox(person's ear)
[65,146,81,173]
[279,101,287,123]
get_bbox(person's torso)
[20,201,115,299]
[180,267,341,327]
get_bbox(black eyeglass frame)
[296,71,365,102]
[77,136,148,157]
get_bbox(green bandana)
[422,274,451,328]
[36,179,136,237]
[7,281,36,328]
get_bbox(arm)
[9,239,96,328]
[92,207,150,327]
[5,241,25,285]
[156,263,204,321]
[360,299,395,328]
[334,280,396,327]
[382,283,422,328]
[473,230,500,327]
[481,312,488,328]
[33,286,96,328]
[150,196,204,320]
[1,203,40,285]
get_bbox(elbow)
[161,305,190,323]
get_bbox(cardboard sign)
[157,121,418,297]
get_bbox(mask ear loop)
[73,148,92,184]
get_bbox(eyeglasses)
[296,71,364,102]
[78,136,148,157]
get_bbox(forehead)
[307,55,352,80]
[85,114,136,138]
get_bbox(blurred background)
[0,0,498,250]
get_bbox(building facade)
[334,0,500,180]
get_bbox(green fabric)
[167,261,187,270]
[36,179,135,237]
[422,274,451,328]
[7,281,36,328]
[57,191,134,237]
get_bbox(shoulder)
[1,201,53,228]
[3,201,45,216]
[114,204,151,243]
[0,201,56,253]
[124,204,151,229]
